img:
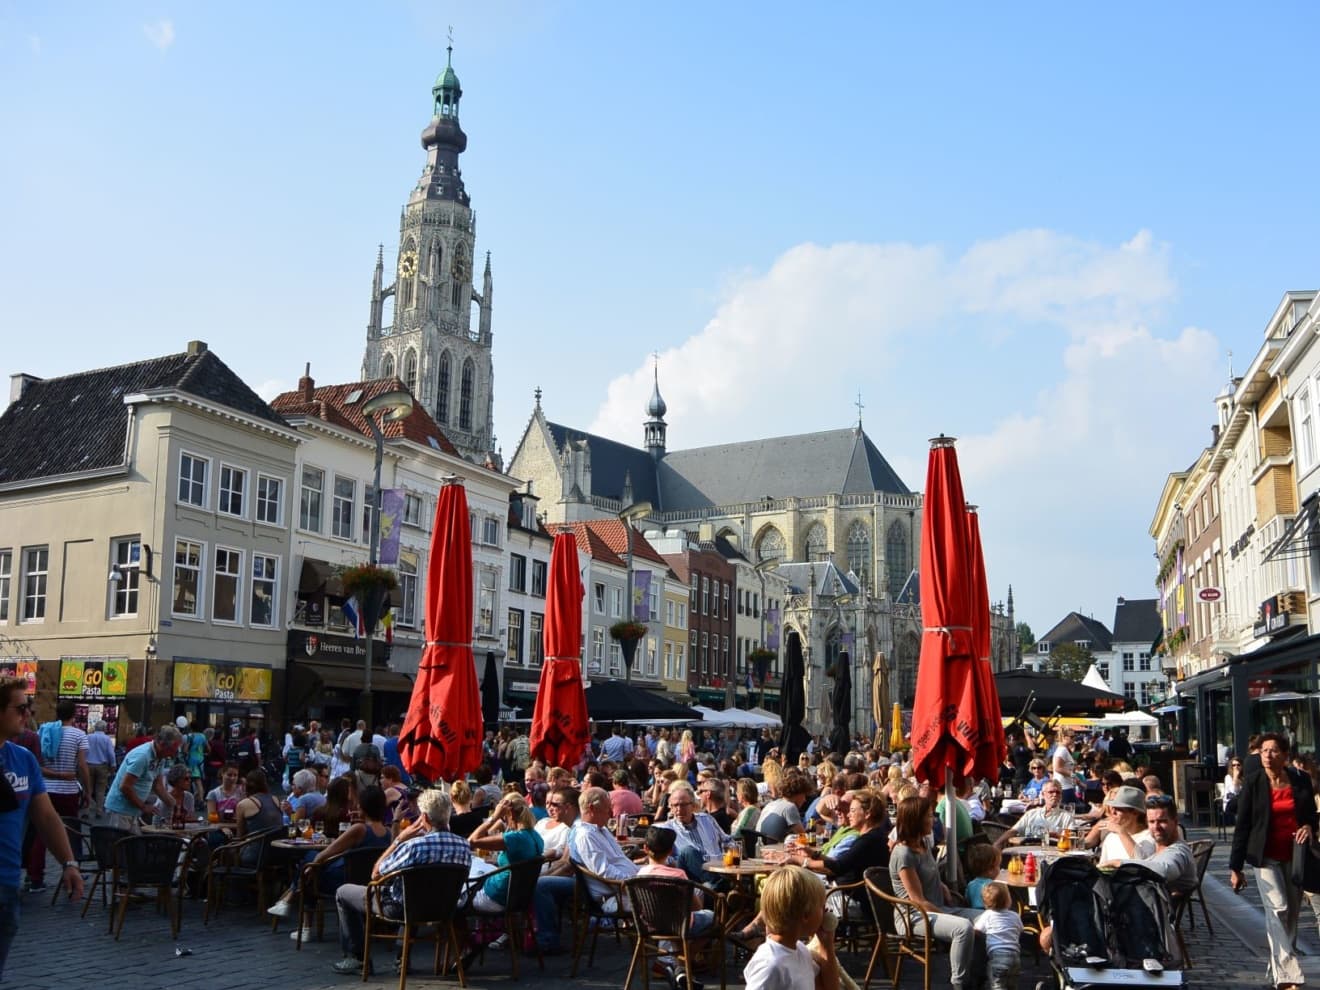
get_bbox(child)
[743,864,841,990]
[965,842,1002,909]
[640,827,713,990]
[974,882,1023,990]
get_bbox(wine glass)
[314,820,325,840]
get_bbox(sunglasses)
[1145,794,1175,808]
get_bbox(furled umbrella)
[529,531,591,768]
[871,651,889,743]
[778,634,811,764]
[398,481,484,783]
[966,507,1006,780]
[828,650,853,757]
[480,652,501,729]
[910,436,989,880]
[889,701,905,753]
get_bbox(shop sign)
[173,661,272,702]
[58,658,128,698]
[0,660,37,696]
[1197,587,1223,603]
[288,629,390,663]
[1253,595,1290,639]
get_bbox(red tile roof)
[548,522,625,567]
[584,519,670,567]
[271,377,459,455]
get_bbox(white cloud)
[585,228,1224,632]
[254,378,289,402]
[143,20,175,51]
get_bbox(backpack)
[38,721,63,763]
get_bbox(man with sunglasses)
[1142,795,1197,895]
[0,677,84,978]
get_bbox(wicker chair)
[50,816,99,906]
[81,825,134,917]
[203,827,281,922]
[977,820,1009,845]
[863,865,933,990]
[362,861,470,990]
[459,857,546,978]
[282,845,384,948]
[570,862,633,975]
[621,874,727,990]
[1170,839,1215,968]
[109,833,189,940]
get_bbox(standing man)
[105,725,183,832]
[30,701,89,891]
[601,724,630,763]
[84,720,116,818]
[0,677,83,977]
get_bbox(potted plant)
[609,621,648,673]
[339,563,398,634]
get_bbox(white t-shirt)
[1051,743,1075,786]
[743,937,817,990]
[974,908,1024,954]
[1100,830,1155,864]
[535,819,571,864]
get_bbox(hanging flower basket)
[609,621,648,642]
[339,563,399,601]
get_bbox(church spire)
[644,355,667,460]
[417,41,468,205]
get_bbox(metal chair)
[109,833,189,940]
[51,816,98,906]
[459,857,547,978]
[1171,839,1215,968]
[977,819,1010,845]
[282,845,384,948]
[363,861,470,990]
[570,862,633,976]
[863,865,933,990]
[81,825,134,917]
[621,874,727,990]
[204,827,281,922]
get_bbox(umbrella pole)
[944,774,958,884]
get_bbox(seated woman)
[205,763,244,821]
[162,764,196,823]
[792,787,890,919]
[448,780,485,839]
[267,783,392,940]
[889,795,984,990]
[1094,786,1154,866]
[467,793,545,913]
[234,769,284,838]
[730,778,761,837]
[379,765,411,827]
[313,777,352,840]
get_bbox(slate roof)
[1111,598,1161,643]
[775,560,860,598]
[893,570,921,606]
[543,421,909,512]
[1039,612,1113,652]
[0,345,287,486]
[271,377,459,456]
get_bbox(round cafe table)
[142,821,232,837]
[271,837,332,852]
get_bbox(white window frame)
[507,608,524,666]
[218,463,248,518]
[212,545,243,625]
[611,586,623,618]
[256,474,284,526]
[531,560,547,598]
[299,466,325,533]
[178,451,210,508]
[331,476,356,541]
[482,516,500,547]
[529,613,544,667]
[109,537,142,618]
[594,582,606,615]
[361,484,377,546]
[509,554,527,593]
[0,549,10,624]
[172,538,205,621]
[675,643,686,680]
[403,492,425,527]
[20,546,48,623]
[398,558,418,628]
[1299,385,1316,475]
[250,553,279,628]
[591,627,605,673]
[477,568,497,636]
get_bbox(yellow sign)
[58,659,128,698]
[173,662,272,702]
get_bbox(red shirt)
[1265,784,1298,862]
[610,787,644,819]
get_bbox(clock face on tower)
[400,251,418,278]
[451,253,471,283]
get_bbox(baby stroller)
[1035,857,1185,990]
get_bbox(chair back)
[863,865,900,933]
[340,845,385,886]
[90,826,134,870]
[1188,839,1214,884]
[397,862,470,925]
[62,816,92,860]
[501,857,546,914]
[116,834,187,886]
[623,875,695,940]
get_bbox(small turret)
[644,360,667,460]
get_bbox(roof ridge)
[11,349,192,386]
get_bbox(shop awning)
[295,660,414,694]
[1262,493,1320,564]
[299,558,342,595]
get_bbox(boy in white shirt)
[974,882,1023,990]
[742,865,840,990]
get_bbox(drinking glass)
[314,821,325,840]
[287,824,299,839]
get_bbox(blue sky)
[4,3,1320,637]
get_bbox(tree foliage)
[1016,622,1035,659]
[1046,642,1094,683]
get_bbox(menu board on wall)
[173,662,272,702]
[58,659,128,698]
[0,660,37,696]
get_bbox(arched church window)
[436,351,451,425]
[430,242,442,278]
[886,520,909,597]
[450,244,467,308]
[403,349,418,396]
[847,521,871,590]
[756,526,785,564]
[380,353,396,380]
[459,358,474,430]
[804,523,828,561]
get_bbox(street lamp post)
[358,389,415,725]
[618,501,653,683]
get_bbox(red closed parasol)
[529,531,590,768]
[966,507,1005,782]
[398,481,484,783]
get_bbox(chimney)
[186,340,208,357]
[9,373,41,404]
[298,362,314,401]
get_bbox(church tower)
[362,46,496,463]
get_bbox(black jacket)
[1228,766,1318,872]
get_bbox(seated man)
[994,780,1075,849]
[570,785,642,911]
[755,773,812,842]
[331,789,471,974]
[660,782,730,882]
[1140,795,1197,896]
[532,786,581,955]
[282,769,326,821]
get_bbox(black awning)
[294,659,413,694]
[299,558,342,595]
[1262,494,1320,564]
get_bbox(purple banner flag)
[378,488,405,565]
[632,569,652,621]
[766,606,780,650]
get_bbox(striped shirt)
[44,723,88,795]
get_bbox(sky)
[4,3,1320,638]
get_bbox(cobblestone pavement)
[6,824,1312,990]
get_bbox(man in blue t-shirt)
[105,724,183,830]
[0,677,84,977]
